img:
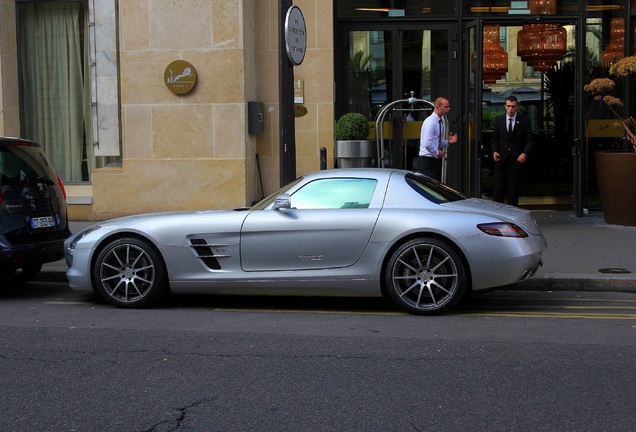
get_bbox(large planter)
[596,151,636,226]
[335,140,375,168]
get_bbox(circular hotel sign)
[164,60,197,95]
[285,6,306,66]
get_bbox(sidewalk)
[39,210,636,293]
[521,210,636,292]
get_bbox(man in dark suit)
[491,96,534,206]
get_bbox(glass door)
[580,14,627,215]
[336,24,457,179]
[464,20,482,198]
[467,19,581,208]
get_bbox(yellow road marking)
[471,305,636,310]
[212,308,636,320]
[464,311,636,320]
[485,296,636,304]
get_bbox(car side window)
[405,173,465,204]
[290,178,377,209]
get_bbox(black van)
[0,137,70,284]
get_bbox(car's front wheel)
[93,237,167,308]
[385,238,466,315]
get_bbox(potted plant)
[584,55,636,225]
[334,112,374,168]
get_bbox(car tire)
[2,263,43,285]
[385,238,466,315]
[93,237,167,308]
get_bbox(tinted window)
[337,0,457,18]
[0,145,56,186]
[405,173,465,204]
[291,178,377,209]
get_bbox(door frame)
[572,16,585,216]
[463,17,584,210]
[335,22,459,119]
[335,22,460,183]
[463,19,482,198]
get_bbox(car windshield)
[404,172,465,204]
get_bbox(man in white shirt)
[418,97,458,180]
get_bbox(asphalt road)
[0,282,635,431]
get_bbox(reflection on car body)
[65,168,547,315]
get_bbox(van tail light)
[56,173,67,199]
[477,222,528,238]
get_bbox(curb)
[518,275,636,293]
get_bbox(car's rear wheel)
[385,238,466,315]
[93,237,166,308]
[1,263,43,285]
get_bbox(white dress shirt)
[419,112,448,158]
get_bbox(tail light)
[56,173,67,199]
[477,222,528,238]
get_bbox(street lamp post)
[278,0,296,187]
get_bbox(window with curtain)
[16,1,98,183]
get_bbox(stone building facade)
[0,0,333,221]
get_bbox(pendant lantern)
[516,0,566,73]
[528,0,556,14]
[483,25,508,84]
[517,23,566,72]
[601,18,624,68]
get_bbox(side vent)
[189,238,221,270]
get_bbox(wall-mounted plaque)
[284,6,306,66]
[294,104,308,117]
[164,60,197,95]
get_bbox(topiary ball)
[335,113,370,140]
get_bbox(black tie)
[438,120,442,145]
[508,118,513,135]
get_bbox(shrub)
[335,113,370,140]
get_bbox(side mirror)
[272,193,291,210]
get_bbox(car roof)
[302,168,402,181]
[0,137,39,147]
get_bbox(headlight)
[68,225,102,249]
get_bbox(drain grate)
[598,268,631,274]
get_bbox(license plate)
[30,216,55,229]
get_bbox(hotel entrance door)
[335,24,460,186]
[464,19,586,212]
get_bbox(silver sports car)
[65,169,547,315]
